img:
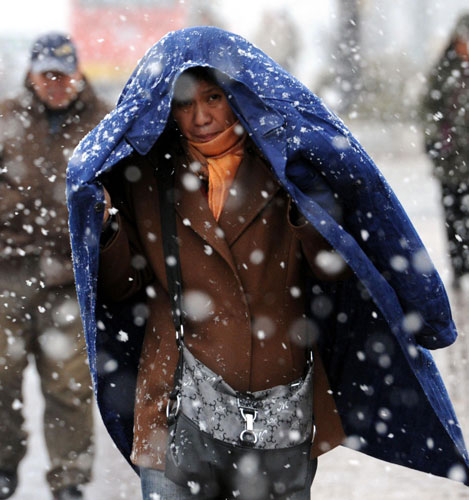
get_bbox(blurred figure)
[422,14,469,290]
[189,1,226,29]
[0,33,108,500]
[253,9,300,73]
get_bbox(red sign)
[70,0,188,80]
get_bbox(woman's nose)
[193,104,211,126]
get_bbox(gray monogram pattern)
[177,344,314,449]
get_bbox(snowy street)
[9,120,469,500]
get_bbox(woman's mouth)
[194,132,220,142]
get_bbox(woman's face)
[171,77,237,143]
[455,38,469,60]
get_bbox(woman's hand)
[103,186,112,224]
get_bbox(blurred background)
[1,0,468,116]
[1,1,469,499]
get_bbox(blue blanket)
[67,26,468,485]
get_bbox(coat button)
[94,201,105,213]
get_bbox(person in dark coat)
[0,33,109,500]
[253,9,300,73]
[422,13,469,290]
[67,27,469,499]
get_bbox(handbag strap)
[155,159,186,422]
[156,162,185,348]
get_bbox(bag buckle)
[312,423,317,444]
[166,393,181,424]
[175,324,184,343]
[239,407,258,445]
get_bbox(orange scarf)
[188,121,246,221]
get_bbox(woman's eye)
[208,93,222,103]
[175,100,192,110]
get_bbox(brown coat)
[0,80,109,285]
[99,142,346,469]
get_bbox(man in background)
[422,14,469,291]
[254,9,300,73]
[0,33,108,500]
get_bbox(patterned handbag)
[157,167,316,499]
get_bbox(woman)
[67,27,469,499]
[100,65,345,500]
[422,13,469,290]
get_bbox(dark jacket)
[67,27,469,485]
[422,14,469,185]
[0,78,108,285]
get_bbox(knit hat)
[30,32,78,75]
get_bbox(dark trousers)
[440,182,469,279]
[140,459,318,500]
[0,258,94,493]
